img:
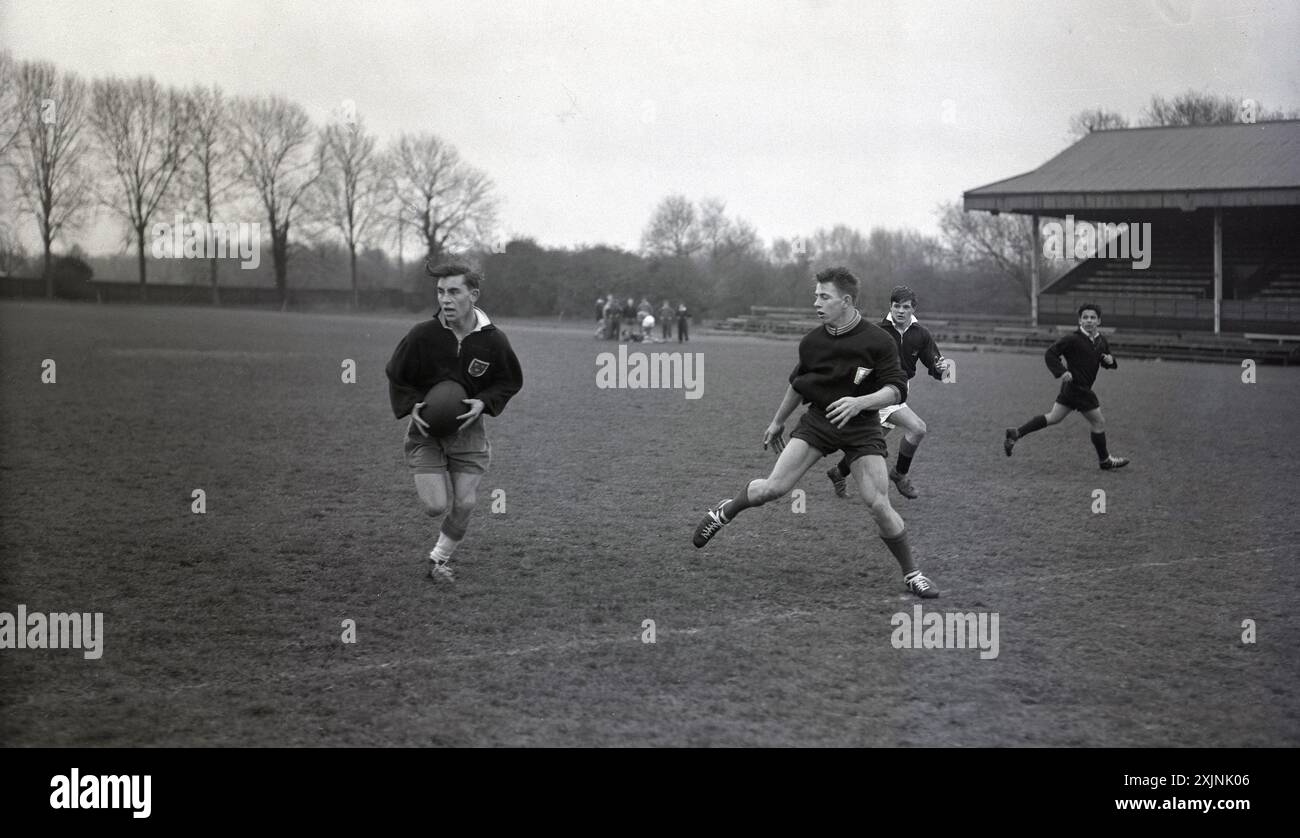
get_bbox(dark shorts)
[404,418,491,474]
[791,407,888,465]
[1056,381,1101,412]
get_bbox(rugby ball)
[419,380,469,437]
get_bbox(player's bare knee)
[453,495,478,516]
[752,479,788,505]
[422,499,448,517]
[864,494,894,521]
[913,419,927,439]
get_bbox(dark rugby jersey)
[386,308,524,419]
[1045,328,1117,390]
[879,315,945,381]
[789,316,908,424]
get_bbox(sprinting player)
[1003,303,1128,470]
[386,262,524,581]
[691,267,940,598]
[826,285,950,500]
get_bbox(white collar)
[886,313,918,334]
[441,307,491,334]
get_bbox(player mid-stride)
[826,285,950,500]
[1003,303,1129,470]
[386,262,524,581]
[691,267,940,598]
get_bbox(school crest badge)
[854,366,872,385]
[468,357,491,377]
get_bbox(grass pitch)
[1,300,1297,746]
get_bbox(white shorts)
[880,402,908,429]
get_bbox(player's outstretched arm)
[764,385,802,451]
[922,331,947,380]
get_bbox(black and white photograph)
[1,0,1296,788]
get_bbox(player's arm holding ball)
[459,331,524,430]
[386,330,433,437]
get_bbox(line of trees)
[0,50,499,304]
[2,60,1294,318]
[1068,90,1298,139]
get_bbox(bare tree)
[0,220,28,276]
[0,50,20,162]
[811,224,869,266]
[185,84,241,304]
[697,197,729,257]
[1068,107,1129,140]
[641,194,702,258]
[722,218,761,260]
[0,51,20,260]
[11,60,93,297]
[90,76,193,298]
[316,115,383,309]
[232,95,322,304]
[387,132,498,267]
[1140,91,1240,126]
[693,197,760,261]
[937,201,1035,304]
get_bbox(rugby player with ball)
[386,262,524,581]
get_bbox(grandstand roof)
[965,120,1300,214]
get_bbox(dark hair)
[815,266,859,302]
[890,285,918,307]
[426,261,482,292]
[1077,303,1101,318]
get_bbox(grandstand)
[710,304,1299,365]
[964,120,1300,337]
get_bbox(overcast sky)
[2,0,1297,254]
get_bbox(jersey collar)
[883,313,918,334]
[825,309,862,336]
[439,307,491,334]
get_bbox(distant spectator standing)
[637,298,653,342]
[677,303,691,342]
[605,295,623,341]
[658,300,674,341]
[623,297,637,340]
